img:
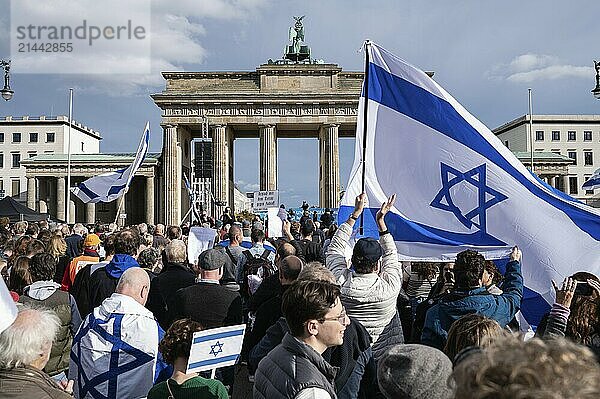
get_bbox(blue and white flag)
[69,293,169,399]
[340,42,600,325]
[186,324,246,373]
[71,122,150,203]
[583,168,600,190]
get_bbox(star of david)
[430,163,507,233]
[209,341,224,357]
[70,313,154,399]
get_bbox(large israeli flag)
[186,324,246,373]
[340,42,600,325]
[71,122,150,203]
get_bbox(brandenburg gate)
[152,20,363,225]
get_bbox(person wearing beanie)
[326,193,405,360]
[60,233,101,291]
[378,344,453,399]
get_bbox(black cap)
[352,237,383,264]
[197,248,227,271]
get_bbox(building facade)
[0,115,101,202]
[494,115,600,204]
[152,63,363,226]
[21,153,159,225]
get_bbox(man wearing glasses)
[254,280,349,399]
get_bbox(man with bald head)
[70,268,170,399]
[220,224,244,291]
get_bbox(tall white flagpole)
[528,88,534,172]
[66,88,73,224]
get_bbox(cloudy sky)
[1,0,599,207]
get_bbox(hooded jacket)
[84,254,140,317]
[326,222,404,360]
[421,260,523,350]
[20,281,82,376]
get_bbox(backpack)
[241,249,275,297]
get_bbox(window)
[0,153,3,168]
[585,175,594,194]
[11,153,20,168]
[11,180,20,198]
[0,133,4,143]
[27,151,36,158]
[552,131,560,141]
[569,176,578,195]
[568,151,577,165]
[12,133,21,143]
[504,140,509,148]
[535,131,544,141]
[29,132,38,143]
[551,149,560,154]
[46,132,55,143]
[568,131,576,141]
[81,142,84,152]
[585,151,593,166]
[584,131,592,141]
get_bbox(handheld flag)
[186,324,246,373]
[583,168,600,191]
[0,277,17,333]
[71,122,150,203]
[340,41,600,325]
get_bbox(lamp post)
[1,60,14,101]
[592,60,600,99]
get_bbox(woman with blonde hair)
[47,235,70,284]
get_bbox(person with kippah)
[326,193,405,360]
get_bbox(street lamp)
[592,60,600,99]
[1,60,14,101]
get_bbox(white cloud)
[235,180,260,193]
[488,53,593,83]
[10,0,270,96]
[507,65,592,83]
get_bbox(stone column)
[85,203,95,224]
[146,176,155,225]
[56,176,66,222]
[162,124,181,225]
[212,125,229,216]
[69,200,76,224]
[259,124,277,191]
[26,177,36,210]
[319,124,340,208]
[561,175,568,194]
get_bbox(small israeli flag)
[186,324,246,373]
[583,168,600,190]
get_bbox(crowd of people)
[0,193,599,398]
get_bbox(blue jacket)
[421,260,523,350]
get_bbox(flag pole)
[359,40,371,235]
[66,88,73,224]
[113,187,128,226]
[528,88,534,172]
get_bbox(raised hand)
[551,277,576,308]
[509,246,522,262]
[376,194,397,221]
[352,193,367,218]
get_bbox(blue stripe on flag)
[193,329,245,344]
[108,184,126,196]
[77,183,99,200]
[367,62,600,241]
[338,205,506,246]
[188,354,239,370]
